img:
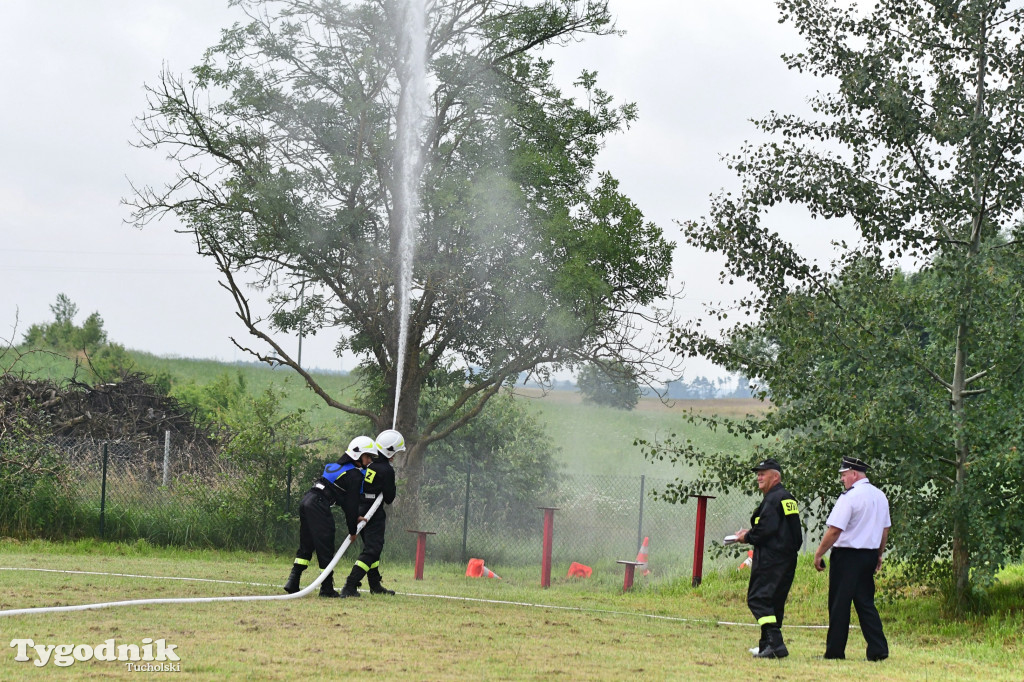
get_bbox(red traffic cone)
[738,550,753,570]
[635,536,651,576]
[567,562,593,578]
[466,558,501,579]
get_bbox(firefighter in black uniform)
[735,458,803,658]
[339,429,401,598]
[282,436,376,598]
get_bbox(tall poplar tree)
[657,0,1024,611]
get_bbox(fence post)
[461,454,471,563]
[690,494,716,587]
[162,430,170,487]
[637,474,646,553]
[538,507,559,588]
[99,443,109,539]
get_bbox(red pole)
[406,530,435,580]
[538,507,559,588]
[616,560,641,592]
[690,495,715,587]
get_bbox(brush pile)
[0,372,220,470]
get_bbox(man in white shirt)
[813,456,890,661]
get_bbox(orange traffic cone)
[635,536,651,576]
[465,558,501,579]
[567,562,593,578]
[738,550,753,570]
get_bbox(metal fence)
[37,437,762,575]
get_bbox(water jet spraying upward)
[392,0,427,430]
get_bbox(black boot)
[367,567,395,595]
[753,626,788,659]
[318,572,341,598]
[340,576,362,598]
[340,564,365,598]
[283,563,306,594]
[749,624,769,655]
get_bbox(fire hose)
[0,496,383,618]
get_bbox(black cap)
[838,456,869,473]
[751,458,782,473]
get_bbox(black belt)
[314,483,326,491]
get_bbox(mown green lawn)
[0,540,1020,680]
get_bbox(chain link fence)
[21,437,765,577]
[390,473,757,575]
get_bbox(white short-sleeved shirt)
[826,478,891,549]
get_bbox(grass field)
[0,540,1020,680]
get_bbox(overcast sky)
[0,1,827,380]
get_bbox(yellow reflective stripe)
[754,517,760,525]
[364,468,377,484]
[370,561,380,569]
[757,615,777,625]
[355,560,370,571]
[294,558,310,566]
[782,499,799,516]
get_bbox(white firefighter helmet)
[375,429,406,459]
[345,435,378,461]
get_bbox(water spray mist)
[392,0,427,429]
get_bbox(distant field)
[515,389,770,476]
[4,346,770,477]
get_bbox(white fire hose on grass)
[0,496,383,618]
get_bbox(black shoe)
[283,564,306,594]
[340,583,361,598]
[369,582,396,595]
[867,653,888,662]
[752,644,788,659]
[753,627,788,659]
[319,587,342,598]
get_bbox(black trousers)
[826,547,889,659]
[356,506,386,568]
[747,555,797,627]
[295,491,336,570]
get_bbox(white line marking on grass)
[0,566,839,629]
[0,567,276,588]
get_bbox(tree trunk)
[947,10,990,613]
[950,319,971,614]
[390,368,425,530]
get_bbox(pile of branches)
[0,372,220,467]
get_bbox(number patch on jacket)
[782,499,799,516]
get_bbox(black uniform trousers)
[355,504,386,569]
[825,548,889,660]
[296,490,336,570]
[747,554,797,626]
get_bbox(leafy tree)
[23,294,108,353]
[577,360,640,409]
[131,0,675,508]
[655,0,1024,612]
